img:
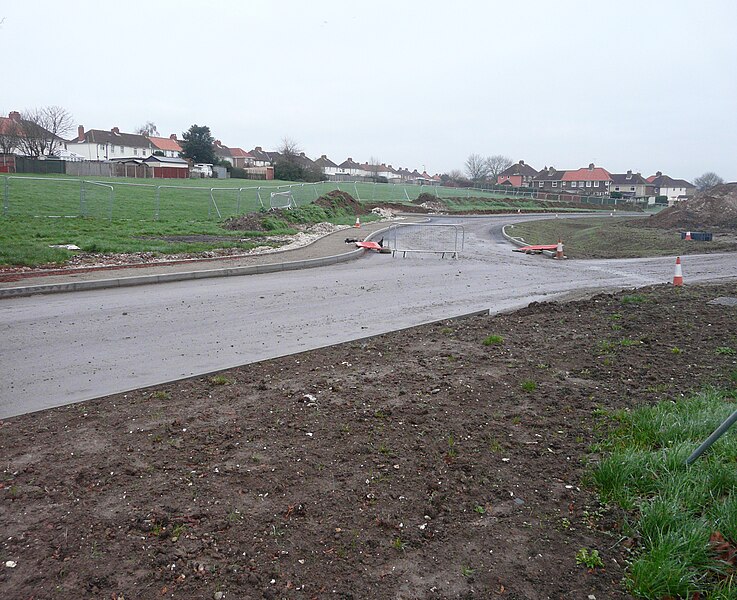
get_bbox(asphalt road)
[2,214,736,418]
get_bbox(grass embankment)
[0,180,379,267]
[591,380,737,598]
[509,217,737,259]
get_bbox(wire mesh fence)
[386,223,465,258]
[2,174,621,222]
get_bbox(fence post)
[109,186,115,220]
[80,180,86,217]
[3,176,8,216]
[155,186,161,220]
[353,182,360,201]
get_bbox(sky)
[1,0,736,181]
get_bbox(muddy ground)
[3,282,737,599]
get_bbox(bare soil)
[643,183,737,231]
[3,283,737,599]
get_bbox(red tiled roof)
[148,136,182,152]
[561,167,612,182]
[229,147,252,158]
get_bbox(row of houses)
[497,160,695,204]
[0,111,442,183]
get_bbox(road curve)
[2,214,735,418]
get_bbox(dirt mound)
[646,183,737,230]
[413,191,438,205]
[313,189,368,215]
[221,212,271,231]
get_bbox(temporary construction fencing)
[385,223,465,258]
[2,175,621,221]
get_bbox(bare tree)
[485,155,513,182]
[367,156,383,183]
[135,121,159,137]
[278,137,301,160]
[0,118,20,156]
[694,171,724,191]
[464,153,490,184]
[17,106,73,157]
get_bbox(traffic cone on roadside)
[354,216,361,228]
[673,256,683,286]
[685,231,692,240]
[555,239,565,260]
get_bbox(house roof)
[338,158,361,170]
[0,113,65,141]
[532,167,566,182]
[144,155,188,166]
[148,136,182,153]
[610,172,648,185]
[648,173,695,188]
[229,147,252,158]
[499,160,538,178]
[70,128,151,149]
[249,147,272,162]
[314,155,338,168]
[561,166,612,182]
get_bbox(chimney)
[255,146,262,152]
[78,125,85,140]
[588,163,595,170]
[626,169,632,179]
[656,170,662,177]
[9,111,21,122]
[548,166,554,175]
[111,126,120,135]
[519,160,525,165]
[169,133,177,140]
[215,140,221,147]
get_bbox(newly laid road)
[2,214,735,418]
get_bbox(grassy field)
[1,174,519,221]
[591,385,737,597]
[0,173,617,267]
[508,216,737,258]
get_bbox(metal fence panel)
[386,223,465,258]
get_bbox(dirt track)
[2,282,737,599]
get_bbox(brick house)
[497,160,538,187]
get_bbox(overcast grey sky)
[2,0,735,180]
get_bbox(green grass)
[0,175,389,266]
[510,217,737,259]
[482,334,504,346]
[590,388,737,598]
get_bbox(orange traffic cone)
[673,256,683,286]
[685,231,692,240]
[555,239,565,259]
[354,216,361,228]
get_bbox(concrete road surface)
[2,215,735,418]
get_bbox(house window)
[586,181,592,187]
[630,186,635,191]
[99,144,105,150]
[119,146,124,153]
[571,182,577,188]
[594,181,599,187]
[538,182,544,188]
[133,148,138,156]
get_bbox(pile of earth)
[644,183,737,231]
[223,190,369,233]
[413,192,439,205]
[313,189,369,216]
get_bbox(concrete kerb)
[0,224,405,299]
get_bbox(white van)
[191,163,213,178]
